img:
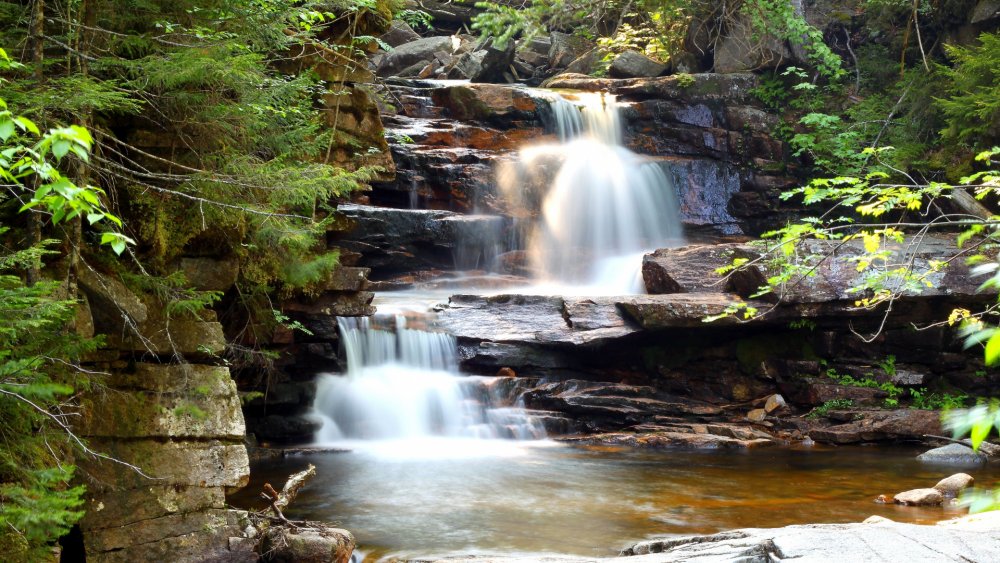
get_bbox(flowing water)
[285,88,970,563]
[312,315,547,445]
[498,91,684,294]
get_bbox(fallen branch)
[276,463,317,511]
[260,464,317,526]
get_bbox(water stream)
[313,315,546,445]
[284,87,974,562]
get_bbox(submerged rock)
[918,443,986,465]
[561,429,774,450]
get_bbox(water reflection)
[231,445,996,561]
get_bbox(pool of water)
[230,440,999,561]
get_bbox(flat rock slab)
[416,518,1000,562]
[438,294,639,346]
[560,430,773,450]
[437,293,764,347]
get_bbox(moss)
[0,531,30,562]
[736,333,816,375]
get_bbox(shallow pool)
[230,440,998,561]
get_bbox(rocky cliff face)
[73,270,254,561]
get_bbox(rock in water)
[917,443,986,465]
[893,488,944,506]
[934,473,975,496]
[747,408,767,422]
[262,526,355,563]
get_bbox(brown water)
[231,440,999,561]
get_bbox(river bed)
[230,441,997,561]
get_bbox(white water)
[499,91,684,294]
[313,316,546,446]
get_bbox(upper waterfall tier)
[499,91,684,293]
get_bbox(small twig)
[261,483,292,525]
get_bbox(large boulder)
[376,35,456,77]
[380,20,420,47]
[516,36,551,67]
[714,14,792,73]
[609,50,669,78]
[449,38,515,82]
[642,243,765,296]
[548,31,592,69]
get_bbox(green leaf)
[14,116,39,136]
[986,332,1000,366]
[51,139,70,160]
[0,116,14,141]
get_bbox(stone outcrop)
[807,409,943,444]
[74,267,253,559]
[621,518,1000,562]
[332,204,510,277]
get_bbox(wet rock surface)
[413,517,1000,562]
[807,409,943,444]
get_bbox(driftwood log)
[261,463,317,524]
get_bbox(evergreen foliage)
[0,0,403,554]
[0,236,92,561]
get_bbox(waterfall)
[499,91,684,294]
[313,316,546,443]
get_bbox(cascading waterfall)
[499,91,684,294]
[313,316,545,443]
